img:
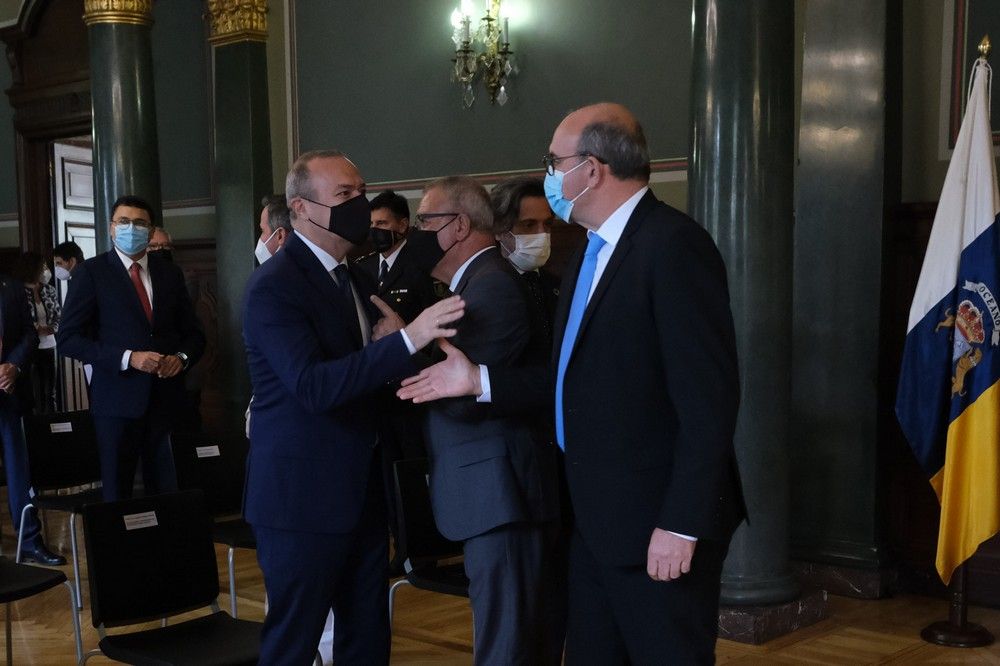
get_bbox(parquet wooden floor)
[7,511,1000,664]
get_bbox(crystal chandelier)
[450,0,517,109]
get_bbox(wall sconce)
[450,0,517,108]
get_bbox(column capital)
[83,0,154,27]
[206,0,268,46]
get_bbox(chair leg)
[387,578,411,630]
[15,504,33,563]
[70,513,82,610]
[64,581,83,664]
[5,601,11,666]
[228,547,237,619]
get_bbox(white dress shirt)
[380,239,406,270]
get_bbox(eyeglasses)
[414,212,460,230]
[542,151,605,176]
[147,243,173,251]
[112,217,152,229]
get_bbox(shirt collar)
[449,246,496,293]
[295,230,344,272]
[593,186,649,249]
[114,247,148,272]
[382,239,406,270]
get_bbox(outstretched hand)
[397,338,480,403]
[401,295,465,350]
[370,295,406,341]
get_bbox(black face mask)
[406,216,458,273]
[370,227,402,254]
[303,194,371,245]
[148,249,173,263]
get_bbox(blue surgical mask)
[544,159,590,223]
[113,224,150,256]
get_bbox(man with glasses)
[400,104,745,664]
[404,175,559,665]
[58,195,206,501]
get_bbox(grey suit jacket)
[425,248,560,541]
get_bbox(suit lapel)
[379,247,408,292]
[454,248,497,296]
[148,256,167,327]
[551,244,585,367]
[286,235,363,349]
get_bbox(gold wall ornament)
[205,0,268,46]
[83,0,154,26]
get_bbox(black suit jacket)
[0,276,37,413]
[57,251,205,420]
[424,248,559,541]
[493,191,745,566]
[355,241,439,323]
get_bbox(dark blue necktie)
[555,232,607,450]
[333,264,362,344]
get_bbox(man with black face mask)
[242,150,465,665]
[354,190,438,324]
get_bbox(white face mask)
[255,228,279,264]
[500,232,551,273]
[54,266,72,281]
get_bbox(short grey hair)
[285,149,345,219]
[577,120,650,181]
[261,194,291,233]
[424,176,493,233]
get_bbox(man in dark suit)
[57,195,206,501]
[414,175,559,665]
[356,189,439,325]
[399,104,744,664]
[0,276,65,564]
[242,150,464,665]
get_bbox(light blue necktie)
[555,232,607,450]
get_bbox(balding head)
[561,103,650,181]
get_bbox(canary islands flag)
[897,57,1000,584]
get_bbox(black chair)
[79,489,262,665]
[388,458,469,629]
[0,556,82,664]
[17,410,103,610]
[171,431,256,619]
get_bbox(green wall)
[292,0,690,183]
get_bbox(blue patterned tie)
[555,232,607,450]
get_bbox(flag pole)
[921,563,994,647]
[918,34,995,650]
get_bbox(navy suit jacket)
[242,233,418,535]
[57,251,205,420]
[0,276,38,413]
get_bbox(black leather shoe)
[19,543,67,566]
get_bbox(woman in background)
[13,252,60,413]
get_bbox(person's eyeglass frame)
[414,212,461,231]
[111,217,153,230]
[542,151,607,176]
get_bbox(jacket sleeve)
[487,363,552,417]
[6,283,37,370]
[244,276,418,415]
[171,268,206,367]
[56,262,128,371]
[653,222,741,539]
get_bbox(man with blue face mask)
[58,195,206,501]
[399,103,745,665]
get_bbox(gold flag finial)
[979,35,991,59]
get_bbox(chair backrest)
[22,410,101,490]
[82,489,220,628]
[170,430,248,516]
[393,458,463,562]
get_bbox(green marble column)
[85,1,161,253]
[689,0,798,606]
[208,1,272,430]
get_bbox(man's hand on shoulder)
[402,295,465,350]
[647,528,696,582]
[129,351,163,375]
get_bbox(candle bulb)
[503,17,509,44]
